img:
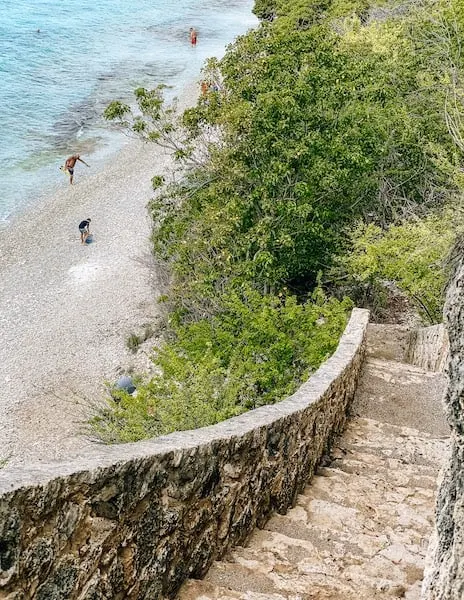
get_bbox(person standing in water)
[61,153,90,185]
[189,27,198,46]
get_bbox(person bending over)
[79,218,91,244]
[62,153,90,185]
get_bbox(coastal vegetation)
[97,0,464,442]
[334,210,460,324]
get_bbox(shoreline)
[0,82,197,467]
[0,0,258,226]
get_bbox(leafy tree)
[334,209,461,323]
[141,11,460,313]
[105,0,464,316]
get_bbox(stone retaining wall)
[407,324,449,373]
[0,308,369,600]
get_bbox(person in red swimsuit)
[189,27,197,46]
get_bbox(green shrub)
[335,210,460,323]
[100,0,464,444]
[91,288,352,442]
[126,324,155,353]
[126,333,142,353]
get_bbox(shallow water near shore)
[0,0,256,224]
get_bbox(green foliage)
[103,100,131,121]
[106,1,464,319]
[126,333,141,353]
[144,0,463,315]
[151,175,165,191]
[97,0,464,442]
[335,210,460,323]
[253,0,278,21]
[252,0,371,24]
[104,84,183,150]
[92,289,352,442]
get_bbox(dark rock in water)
[51,97,99,146]
[97,72,117,82]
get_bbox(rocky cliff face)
[422,251,464,600]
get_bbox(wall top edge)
[0,308,370,496]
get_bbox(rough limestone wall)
[0,309,370,599]
[422,257,464,600]
[0,309,369,600]
[407,324,449,373]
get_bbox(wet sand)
[0,87,196,468]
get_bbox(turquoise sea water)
[0,0,256,224]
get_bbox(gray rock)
[115,376,136,395]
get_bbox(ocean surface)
[0,0,257,225]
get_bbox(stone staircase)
[176,324,450,600]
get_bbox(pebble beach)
[0,0,258,470]
[0,91,194,467]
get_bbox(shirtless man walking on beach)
[61,153,90,185]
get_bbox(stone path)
[177,324,450,600]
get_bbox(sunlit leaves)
[336,210,461,323]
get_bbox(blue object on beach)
[116,376,136,395]
[85,234,93,244]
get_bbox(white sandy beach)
[0,90,196,467]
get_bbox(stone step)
[328,454,439,488]
[175,423,442,600]
[199,552,414,599]
[320,460,436,491]
[351,360,448,437]
[184,451,434,599]
[224,497,431,571]
[303,466,436,517]
[227,525,426,579]
[178,579,293,599]
[334,417,448,467]
[178,575,386,600]
[176,422,442,600]
[296,493,433,537]
[365,323,412,362]
[176,322,449,600]
[363,357,435,378]
[341,416,442,442]
[265,513,427,555]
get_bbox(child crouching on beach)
[78,218,91,244]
